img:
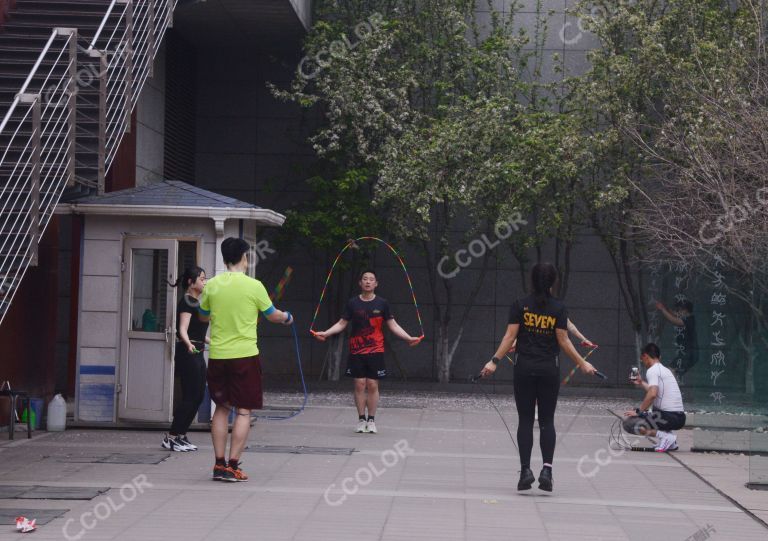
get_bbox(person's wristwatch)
[491,356,500,365]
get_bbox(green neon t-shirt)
[199,272,274,359]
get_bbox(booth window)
[130,249,169,332]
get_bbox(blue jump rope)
[256,318,308,421]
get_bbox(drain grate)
[0,508,68,526]
[52,453,170,464]
[245,445,355,456]
[16,486,110,500]
[98,453,169,464]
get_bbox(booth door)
[118,238,178,422]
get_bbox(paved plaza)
[0,391,765,540]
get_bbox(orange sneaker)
[228,461,249,482]
[212,464,234,482]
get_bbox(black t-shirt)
[508,294,568,364]
[176,294,209,344]
[342,295,393,355]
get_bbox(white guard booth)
[61,181,285,424]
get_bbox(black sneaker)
[517,468,535,491]
[538,468,553,492]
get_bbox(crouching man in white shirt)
[623,343,686,452]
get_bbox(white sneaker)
[355,420,368,433]
[161,434,190,452]
[654,433,676,452]
[664,433,678,451]
[179,435,198,451]
[366,420,377,434]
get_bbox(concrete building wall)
[474,1,596,81]
[135,46,167,186]
[55,215,74,393]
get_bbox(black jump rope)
[470,346,607,453]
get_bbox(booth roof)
[69,180,258,208]
[59,180,285,226]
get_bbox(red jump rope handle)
[310,330,326,342]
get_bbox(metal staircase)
[0,0,177,324]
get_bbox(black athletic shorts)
[345,353,386,379]
[623,410,686,434]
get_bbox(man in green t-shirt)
[199,237,293,483]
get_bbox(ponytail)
[530,262,558,307]
[169,266,205,291]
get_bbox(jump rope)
[607,415,660,452]
[308,237,425,342]
[256,266,309,421]
[471,344,606,453]
[608,368,668,451]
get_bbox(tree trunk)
[435,248,490,383]
[327,333,346,381]
[436,322,449,383]
[559,238,573,299]
[600,226,647,359]
[633,328,644,373]
[436,324,463,383]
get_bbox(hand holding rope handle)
[409,335,424,346]
[309,329,326,342]
[562,343,600,385]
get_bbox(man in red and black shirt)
[313,270,421,433]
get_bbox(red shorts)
[206,356,263,410]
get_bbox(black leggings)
[170,347,207,434]
[513,362,560,469]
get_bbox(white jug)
[46,394,66,432]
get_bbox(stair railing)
[0,28,77,324]
[0,0,176,326]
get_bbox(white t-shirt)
[646,363,684,412]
